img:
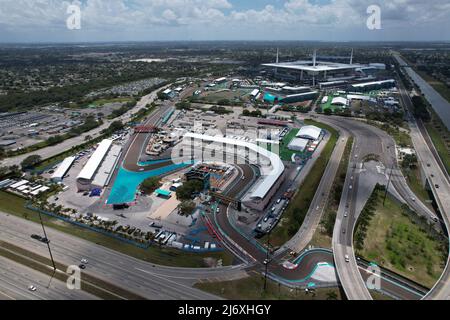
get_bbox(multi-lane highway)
[317,114,443,300]
[393,55,450,300]
[0,212,250,300]
[0,84,171,168]
[0,255,98,300]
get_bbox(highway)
[395,53,450,131]
[318,115,441,300]
[0,212,249,300]
[279,123,350,254]
[0,256,97,300]
[392,56,450,300]
[0,84,171,168]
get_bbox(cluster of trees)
[109,99,137,119]
[140,177,161,195]
[176,180,204,201]
[21,155,42,170]
[209,106,231,115]
[354,184,384,251]
[178,200,196,217]
[411,95,431,122]
[175,101,192,110]
[321,107,352,117]
[102,120,124,136]
[402,154,418,169]
[366,110,404,127]
[242,109,263,118]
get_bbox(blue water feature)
[137,158,171,167]
[263,92,277,103]
[107,162,191,205]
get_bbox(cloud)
[0,0,449,41]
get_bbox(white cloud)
[0,0,449,41]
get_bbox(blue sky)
[0,0,449,43]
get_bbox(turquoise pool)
[264,92,277,103]
[107,162,192,205]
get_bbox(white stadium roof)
[183,132,285,200]
[77,139,113,181]
[296,125,322,140]
[262,60,362,73]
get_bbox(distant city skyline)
[1,0,449,43]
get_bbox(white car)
[345,255,350,263]
[216,208,220,213]
[81,258,88,264]
[28,285,37,292]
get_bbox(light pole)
[384,162,395,206]
[263,230,271,291]
[37,210,56,271]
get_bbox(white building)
[331,97,349,107]
[296,126,322,141]
[51,156,76,182]
[288,138,309,152]
[91,145,122,189]
[76,139,113,191]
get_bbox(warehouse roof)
[297,125,322,140]
[184,132,284,200]
[331,97,349,106]
[77,139,113,181]
[352,79,395,88]
[51,156,76,181]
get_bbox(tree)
[176,180,204,200]
[178,201,196,217]
[140,177,161,195]
[242,109,250,116]
[21,155,42,170]
[402,154,418,169]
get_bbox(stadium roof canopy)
[296,125,322,140]
[262,60,362,73]
[183,132,285,200]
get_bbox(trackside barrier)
[26,203,224,253]
[26,203,151,249]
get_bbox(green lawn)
[264,120,339,247]
[194,272,343,300]
[424,120,450,175]
[416,70,450,103]
[355,190,447,288]
[88,97,133,108]
[402,167,434,210]
[279,128,300,161]
[0,191,234,268]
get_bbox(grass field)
[88,97,133,108]
[402,166,434,210]
[355,190,447,288]
[416,70,450,103]
[194,272,344,300]
[424,112,450,175]
[279,128,300,161]
[0,191,234,268]
[264,120,339,247]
